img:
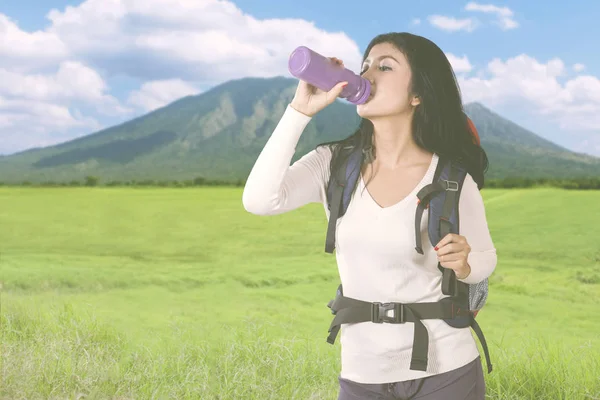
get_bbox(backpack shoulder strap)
[414,155,448,254]
[325,145,363,253]
[435,158,467,295]
[414,156,468,294]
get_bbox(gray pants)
[337,356,485,400]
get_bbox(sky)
[1,0,600,157]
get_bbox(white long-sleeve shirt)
[242,104,498,384]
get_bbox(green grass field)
[1,186,599,399]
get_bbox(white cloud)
[412,18,421,25]
[0,61,127,115]
[44,0,364,81]
[0,52,128,155]
[497,17,518,30]
[573,63,585,72]
[428,15,479,32]
[128,79,201,111]
[0,14,69,72]
[446,53,473,73]
[464,2,519,30]
[429,3,518,33]
[458,54,600,131]
[0,94,102,154]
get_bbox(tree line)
[1,175,600,189]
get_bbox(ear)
[411,95,420,106]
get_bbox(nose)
[362,73,375,91]
[361,68,375,85]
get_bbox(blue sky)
[1,0,599,156]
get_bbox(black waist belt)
[326,294,492,373]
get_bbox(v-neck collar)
[358,153,438,212]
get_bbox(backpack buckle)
[371,302,405,324]
[443,180,459,191]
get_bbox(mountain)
[1,76,599,184]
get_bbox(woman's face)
[356,42,420,118]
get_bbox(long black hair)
[314,32,489,190]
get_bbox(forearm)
[457,174,498,284]
[242,104,330,215]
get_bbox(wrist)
[456,263,471,280]
[289,102,313,117]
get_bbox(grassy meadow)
[1,186,599,399]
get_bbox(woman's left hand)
[434,233,471,279]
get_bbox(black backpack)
[323,145,492,374]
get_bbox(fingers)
[437,241,469,271]
[438,252,463,262]
[435,233,471,275]
[329,57,344,67]
[436,241,470,256]
[328,81,348,100]
[435,233,465,250]
[436,242,459,256]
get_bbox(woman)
[243,32,497,400]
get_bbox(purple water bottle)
[288,46,371,105]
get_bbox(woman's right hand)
[290,57,349,117]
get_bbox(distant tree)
[85,176,99,186]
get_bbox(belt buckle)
[371,302,405,324]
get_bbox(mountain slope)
[0,76,599,183]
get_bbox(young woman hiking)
[243,32,497,400]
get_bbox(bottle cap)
[288,46,311,76]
